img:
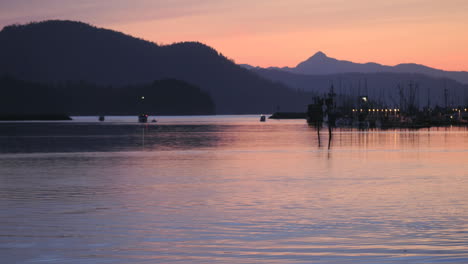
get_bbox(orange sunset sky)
[1,0,467,71]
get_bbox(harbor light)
[141,96,145,100]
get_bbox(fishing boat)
[138,114,148,123]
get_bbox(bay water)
[1,116,467,263]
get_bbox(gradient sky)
[1,0,467,71]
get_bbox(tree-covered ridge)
[0,20,314,114]
[0,75,215,116]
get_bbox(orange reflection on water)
[139,125,468,262]
[1,120,467,263]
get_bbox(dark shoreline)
[269,112,307,119]
[0,114,72,121]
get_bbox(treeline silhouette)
[0,75,215,116]
[0,20,315,114]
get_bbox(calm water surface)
[1,116,467,263]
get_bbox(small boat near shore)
[138,114,148,123]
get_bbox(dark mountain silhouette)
[251,68,468,108]
[243,51,468,84]
[0,75,215,116]
[0,20,313,114]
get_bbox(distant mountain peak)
[302,51,335,64]
[295,51,334,70]
[311,51,327,59]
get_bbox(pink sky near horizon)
[1,0,467,71]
